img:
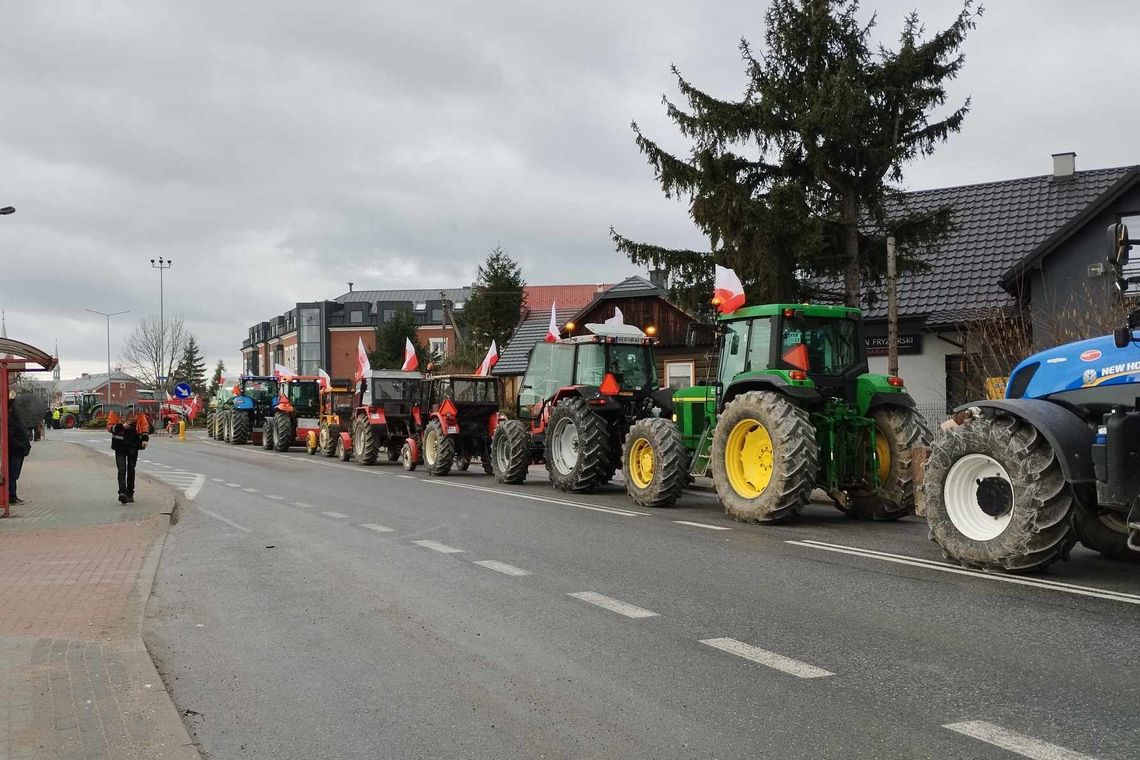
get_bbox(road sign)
[173,382,193,399]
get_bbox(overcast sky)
[2,0,1137,380]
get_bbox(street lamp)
[149,257,173,389]
[86,309,130,411]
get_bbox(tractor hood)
[1009,333,1140,400]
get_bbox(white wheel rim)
[550,418,579,475]
[425,429,438,465]
[944,453,1014,541]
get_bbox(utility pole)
[886,236,899,377]
[86,309,129,410]
[149,257,173,390]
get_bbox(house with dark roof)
[859,153,1140,419]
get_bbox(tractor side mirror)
[1114,326,1131,349]
[1109,222,1132,266]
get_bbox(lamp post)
[149,257,173,389]
[86,309,129,410]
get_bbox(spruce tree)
[207,360,226,398]
[174,336,208,392]
[614,0,978,310]
[461,247,526,350]
[370,309,429,370]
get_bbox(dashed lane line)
[210,478,226,483]
[473,560,533,577]
[673,520,732,531]
[699,637,833,679]
[196,505,251,533]
[421,479,651,517]
[225,483,241,488]
[264,495,284,501]
[568,592,658,619]
[412,539,465,554]
[292,502,315,509]
[321,511,349,519]
[359,523,395,533]
[397,474,416,479]
[242,488,259,493]
[943,721,1101,760]
[788,539,1140,606]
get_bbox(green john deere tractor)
[669,303,931,523]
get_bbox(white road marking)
[700,638,833,679]
[264,495,284,501]
[210,478,226,483]
[788,539,1140,606]
[292,502,314,508]
[397,474,416,479]
[412,539,464,554]
[943,721,1101,760]
[422,479,651,517]
[184,474,205,501]
[196,506,251,533]
[242,488,259,493]
[568,592,658,618]
[673,520,732,531]
[474,560,532,576]
[320,511,349,519]
[225,483,241,488]
[359,523,394,533]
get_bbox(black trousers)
[115,450,138,496]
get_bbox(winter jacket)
[109,414,150,453]
[7,405,31,458]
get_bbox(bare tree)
[120,316,190,390]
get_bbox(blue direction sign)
[172,382,193,399]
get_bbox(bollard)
[178,420,187,440]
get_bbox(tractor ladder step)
[690,424,715,478]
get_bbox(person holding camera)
[107,410,150,504]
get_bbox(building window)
[350,310,363,324]
[454,301,466,310]
[414,302,427,312]
[428,337,447,359]
[382,309,397,323]
[664,361,695,390]
[431,308,443,323]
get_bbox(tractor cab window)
[779,316,859,375]
[745,317,773,372]
[371,379,418,401]
[719,320,749,382]
[288,382,320,409]
[575,344,607,386]
[451,379,497,404]
[242,380,277,401]
[605,344,655,389]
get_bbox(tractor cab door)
[517,342,575,422]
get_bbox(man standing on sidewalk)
[6,396,31,504]
[107,410,150,503]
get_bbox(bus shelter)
[1,338,57,517]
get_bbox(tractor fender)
[960,399,1096,483]
[723,378,821,407]
[866,392,916,411]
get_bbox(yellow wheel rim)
[874,426,891,483]
[725,418,773,499]
[628,437,655,489]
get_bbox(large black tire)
[424,419,455,476]
[481,457,493,475]
[261,419,275,450]
[846,407,933,521]
[352,417,379,465]
[544,396,612,493]
[206,412,215,439]
[623,417,688,508]
[319,424,340,457]
[1072,501,1140,563]
[401,442,417,471]
[273,413,292,452]
[492,419,531,484]
[230,411,250,445]
[62,413,77,429]
[923,413,1076,573]
[711,391,818,523]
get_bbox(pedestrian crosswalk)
[136,462,206,501]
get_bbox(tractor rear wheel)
[230,411,250,445]
[261,420,275,450]
[923,412,1076,573]
[273,413,291,452]
[846,407,933,521]
[623,417,688,508]
[492,419,531,484]
[424,419,455,476]
[1072,502,1140,563]
[544,396,613,493]
[319,424,340,457]
[711,391,818,523]
[352,417,379,465]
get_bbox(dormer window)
[414,302,427,312]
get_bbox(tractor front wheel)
[424,419,455,476]
[923,412,1076,573]
[352,418,379,465]
[335,434,350,462]
[1072,500,1139,563]
[261,420,275,450]
[545,396,613,493]
[711,391,818,523]
[846,407,933,521]
[492,419,531,485]
[273,413,292,452]
[623,417,688,508]
[401,442,417,471]
[319,424,340,457]
[206,412,215,439]
[230,411,250,445]
[62,414,77,429]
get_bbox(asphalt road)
[65,429,1140,759]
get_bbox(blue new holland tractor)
[923,223,1140,572]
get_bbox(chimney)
[347,282,354,292]
[648,269,668,289]
[1052,152,1076,179]
[81,372,89,378]
[595,283,604,292]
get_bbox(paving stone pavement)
[0,439,199,760]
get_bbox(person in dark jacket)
[7,399,31,505]
[107,410,150,503]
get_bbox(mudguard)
[338,430,353,450]
[960,399,1095,483]
[867,392,915,410]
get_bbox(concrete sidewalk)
[0,440,198,760]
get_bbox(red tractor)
[263,377,322,452]
[349,370,424,465]
[401,374,501,475]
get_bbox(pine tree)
[461,247,527,355]
[207,359,226,398]
[174,336,208,392]
[370,309,429,370]
[613,0,978,310]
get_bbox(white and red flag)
[187,395,204,421]
[273,363,292,379]
[476,340,498,376]
[401,337,419,372]
[544,302,560,343]
[354,337,371,383]
[713,265,746,314]
[317,367,332,389]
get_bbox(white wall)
[867,330,961,416]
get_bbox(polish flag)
[401,337,419,372]
[273,363,292,379]
[317,367,332,390]
[544,302,560,343]
[354,337,371,383]
[604,307,624,326]
[187,395,204,421]
[475,340,498,376]
[713,265,746,314]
